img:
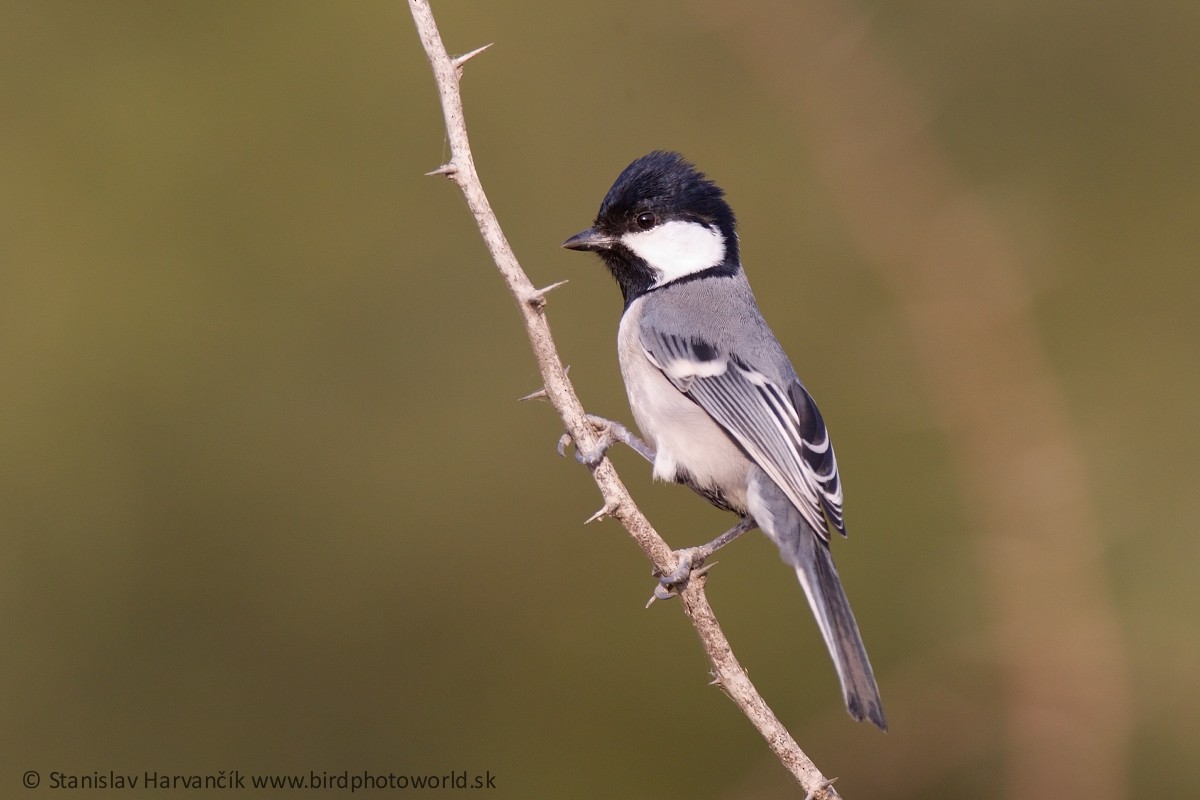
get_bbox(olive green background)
[3,2,1197,798]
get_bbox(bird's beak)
[562,227,614,252]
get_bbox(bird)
[561,151,886,730]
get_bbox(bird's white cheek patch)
[621,220,725,286]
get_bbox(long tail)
[791,529,887,730]
[749,474,887,730]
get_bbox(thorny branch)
[407,1,844,797]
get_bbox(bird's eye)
[635,212,657,230]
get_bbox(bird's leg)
[558,414,655,466]
[650,516,758,603]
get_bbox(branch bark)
[407,1,843,797]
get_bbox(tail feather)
[748,472,886,730]
[792,534,887,730]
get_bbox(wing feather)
[643,331,846,541]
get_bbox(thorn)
[803,777,838,800]
[584,501,618,525]
[453,42,493,74]
[518,387,547,402]
[520,366,569,403]
[425,163,457,177]
[525,279,569,309]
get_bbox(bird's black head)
[563,151,740,306]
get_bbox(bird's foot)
[557,415,655,467]
[648,547,706,604]
[646,517,757,605]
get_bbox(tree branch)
[407,1,843,796]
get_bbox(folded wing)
[641,330,846,540]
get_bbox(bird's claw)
[643,518,755,607]
[645,548,717,606]
[557,415,654,467]
[658,547,699,587]
[558,429,608,467]
[556,432,573,458]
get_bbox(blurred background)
[3,1,1198,797]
